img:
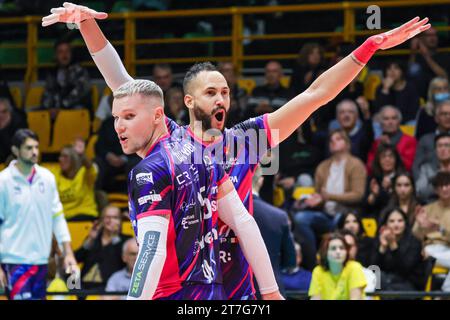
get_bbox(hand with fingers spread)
[42,2,108,27]
[352,17,431,65]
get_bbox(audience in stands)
[367,106,417,173]
[374,61,420,124]
[218,61,247,127]
[372,208,424,291]
[413,171,450,271]
[75,205,130,290]
[164,86,188,125]
[413,100,450,178]
[0,98,27,164]
[252,166,297,296]
[95,116,140,193]
[246,60,290,118]
[152,63,182,93]
[55,139,99,221]
[0,69,17,109]
[364,144,404,218]
[416,132,450,203]
[293,129,366,270]
[95,93,113,123]
[330,99,374,162]
[336,212,374,268]
[309,233,367,300]
[415,77,449,140]
[104,238,138,300]
[281,242,312,292]
[409,27,449,99]
[41,40,91,120]
[341,230,377,297]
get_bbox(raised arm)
[217,178,283,300]
[42,2,132,91]
[267,17,430,144]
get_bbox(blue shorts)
[1,264,48,300]
[158,283,227,300]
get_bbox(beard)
[193,103,227,132]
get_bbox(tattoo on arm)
[128,231,161,298]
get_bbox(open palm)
[373,17,430,50]
[42,2,107,27]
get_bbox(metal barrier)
[1,1,450,95]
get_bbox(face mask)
[434,92,450,103]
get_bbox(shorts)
[1,264,48,300]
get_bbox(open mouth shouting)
[119,135,129,145]
[211,108,226,130]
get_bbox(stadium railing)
[1,0,450,104]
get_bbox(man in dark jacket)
[252,166,296,296]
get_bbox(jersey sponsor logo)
[176,165,199,189]
[229,176,238,184]
[38,181,45,193]
[197,186,213,220]
[194,228,219,254]
[180,199,196,211]
[181,214,200,230]
[220,250,232,263]
[129,231,160,298]
[136,172,154,186]
[201,259,215,282]
[172,142,195,163]
[137,190,162,206]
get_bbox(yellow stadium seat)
[362,218,377,238]
[280,76,291,88]
[67,221,94,251]
[273,186,285,208]
[86,135,98,161]
[92,117,102,133]
[10,86,22,109]
[40,162,60,175]
[25,86,45,109]
[108,193,129,210]
[364,73,381,101]
[122,221,134,237]
[293,187,315,201]
[400,125,415,137]
[49,109,91,153]
[237,78,256,95]
[27,111,51,152]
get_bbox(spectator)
[415,77,449,140]
[104,238,139,300]
[289,42,326,95]
[94,93,113,123]
[413,171,450,271]
[413,100,450,178]
[217,61,247,127]
[252,166,297,296]
[336,212,374,268]
[382,172,418,226]
[246,60,290,118]
[416,132,450,203]
[0,68,17,109]
[94,116,140,193]
[374,61,420,124]
[331,99,374,162]
[280,242,312,292]
[367,106,417,173]
[75,205,130,290]
[164,86,188,125]
[55,139,99,221]
[152,63,182,93]
[293,129,367,270]
[341,230,377,297]
[0,129,77,300]
[372,208,424,291]
[0,98,27,164]
[409,27,449,99]
[41,40,91,120]
[309,233,367,300]
[364,144,404,218]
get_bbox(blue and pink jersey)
[128,134,229,300]
[165,114,274,299]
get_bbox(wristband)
[352,35,386,65]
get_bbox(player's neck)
[138,125,169,158]
[15,160,34,177]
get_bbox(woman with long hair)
[309,232,367,300]
[383,172,418,225]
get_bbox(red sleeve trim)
[137,209,171,220]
